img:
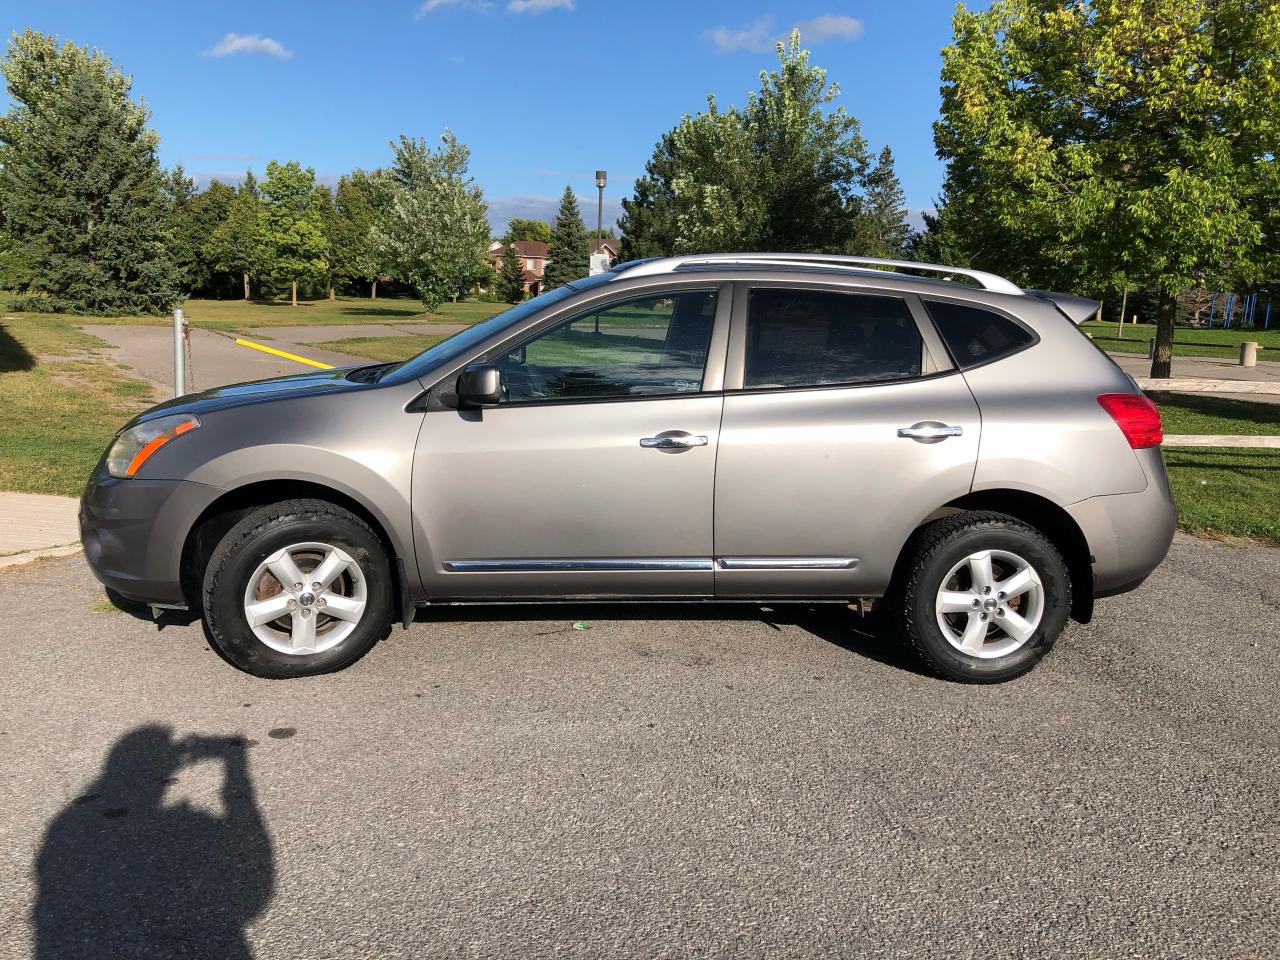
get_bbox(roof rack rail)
[616,253,1024,296]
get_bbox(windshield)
[381,285,578,383]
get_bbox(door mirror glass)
[456,364,503,407]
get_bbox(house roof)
[493,240,548,258]
[590,238,620,256]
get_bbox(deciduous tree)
[333,169,391,298]
[374,131,490,310]
[933,0,1280,377]
[206,171,263,300]
[504,217,551,244]
[259,160,328,306]
[619,31,872,257]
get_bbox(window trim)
[920,294,1041,372]
[723,281,954,394]
[423,282,733,411]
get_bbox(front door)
[713,283,981,598]
[413,286,729,599]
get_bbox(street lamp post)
[594,170,607,333]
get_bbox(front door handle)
[897,421,964,443]
[640,434,709,449]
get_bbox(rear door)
[713,282,980,598]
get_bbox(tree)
[206,171,262,300]
[0,30,178,314]
[374,130,490,310]
[333,169,391,298]
[495,240,526,303]
[187,180,236,296]
[544,185,589,289]
[934,0,1280,378]
[850,146,912,258]
[162,165,198,290]
[258,160,328,306]
[619,31,872,257]
[312,183,338,300]
[504,217,551,244]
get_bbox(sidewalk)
[0,492,81,569]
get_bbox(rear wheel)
[202,499,393,678]
[897,511,1071,683]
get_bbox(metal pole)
[1117,287,1128,338]
[1207,292,1217,327]
[1224,293,1234,329]
[1266,301,1272,330]
[172,308,186,398]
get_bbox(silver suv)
[80,254,1175,682]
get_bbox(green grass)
[1163,448,1280,545]
[303,334,446,364]
[4,295,506,335]
[1149,392,1280,436]
[1147,393,1280,545]
[0,317,153,497]
[1082,319,1280,359]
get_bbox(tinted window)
[925,300,1034,369]
[744,290,922,389]
[496,290,716,403]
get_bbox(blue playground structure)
[1206,290,1271,328]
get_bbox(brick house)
[489,240,548,295]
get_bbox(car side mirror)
[456,363,503,407]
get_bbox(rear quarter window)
[924,300,1035,369]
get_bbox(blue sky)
[2,0,959,233]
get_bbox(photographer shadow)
[33,725,274,960]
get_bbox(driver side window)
[495,290,717,404]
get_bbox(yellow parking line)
[234,338,333,370]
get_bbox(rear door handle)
[897,422,964,443]
[640,434,709,449]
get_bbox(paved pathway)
[243,322,470,343]
[0,492,80,568]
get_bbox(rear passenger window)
[925,300,1034,369]
[744,289,923,389]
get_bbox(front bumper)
[80,475,223,606]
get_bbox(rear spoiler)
[1026,289,1100,326]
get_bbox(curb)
[0,543,82,570]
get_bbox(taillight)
[1097,393,1162,449]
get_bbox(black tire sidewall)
[906,522,1070,682]
[205,511,392,678]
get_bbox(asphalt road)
[1,534,1277,959]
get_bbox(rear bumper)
[1066,448,1177,596]
[80,476,222,606]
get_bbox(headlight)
[105,415,200,478]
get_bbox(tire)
[896,511,1071,683]
[202,499,394,678]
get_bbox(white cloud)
[416,0,494,16]
[204,33,293,59]
[704,14,863,54]
[507,0,574,13]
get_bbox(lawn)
[1150,393,1280,545]
[303,334,446,364]
[1081,319,1280,360]
[3,295,507,336]
[0,317,153,497]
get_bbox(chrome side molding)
[716,557,859,570]
[444,557,858,573]
[443,559,715,572]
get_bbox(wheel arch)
[179,479,414,622]
[890,489,1094,623]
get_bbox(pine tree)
[206,171,262,300]
[851,146,912,258]
[544,185,589,289]
[0,30,178,314]
[496,239,525,303]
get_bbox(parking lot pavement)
[1,534,1276,959]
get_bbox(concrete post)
[1147,337,1156,359]
[1240,341,1258,367]
[173,308,186,397]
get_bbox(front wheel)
[202,499,394,678]
[897,511,1071,683]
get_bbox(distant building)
[489,240,548,295]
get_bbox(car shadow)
[32,725,275,960]
[413,602,928,676]
[102,588,202,629]
[0,322,36,372]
